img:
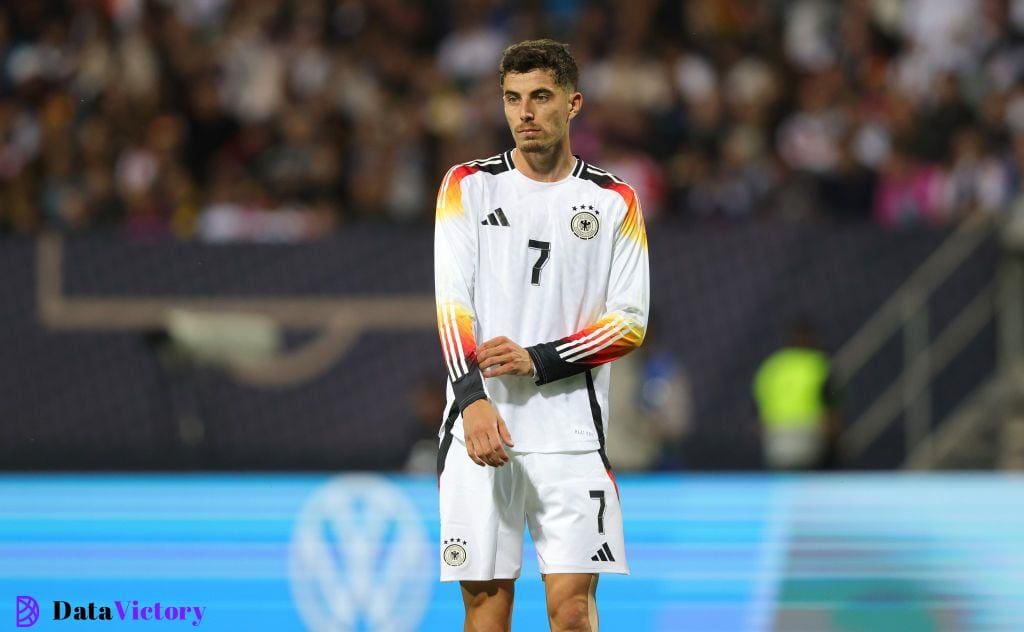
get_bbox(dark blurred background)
[1,0,1022,472]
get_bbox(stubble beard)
[517,139,547,153]
[516,129,561,154]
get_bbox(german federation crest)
[442,539,468,567]
[571,207,599,240]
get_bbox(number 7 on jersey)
[528,240,551,286]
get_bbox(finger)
[478,345,509,364]
[488,433,508,465]
[471,435,493,466]
[482,353,516,375]
[480,351,511,370]
[486,362,525,377]
[485,428,509,466]
[481,432,501,465]
[483,449,501,467]
[497,419,514,447]
[486,449,506,467]
[467,438,486,467]
[481,336,508,349]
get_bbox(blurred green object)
[754,347,831,430]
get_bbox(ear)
[567,91,583,120]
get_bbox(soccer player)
[434,39,649,632]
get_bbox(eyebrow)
[503,88,556,98]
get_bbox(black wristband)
[525,342,588,385]
[452,369,487,412]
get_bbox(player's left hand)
[477,336,535,378]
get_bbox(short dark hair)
[499,39,579,91]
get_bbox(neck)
[512,143,575,182]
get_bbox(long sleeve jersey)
[434,149,650,453]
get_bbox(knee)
[548,594,592,632]
[465,613,511,632]
[465,603,511,632]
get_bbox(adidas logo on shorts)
[590,542,615,562]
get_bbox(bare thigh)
[543,573,599,632]
[461,579,515,632]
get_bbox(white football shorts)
[438,436,629,582]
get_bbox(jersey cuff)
[452,369,487,411]
[526,342,586,385]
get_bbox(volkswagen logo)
[288,475,432,631]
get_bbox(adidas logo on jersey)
[590,542,616,562]
[481,208,510,227]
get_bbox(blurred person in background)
[404,375,448,474]
[607,323,693,471]
[872,140,948,228]
[753,317,840,471]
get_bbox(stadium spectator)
[3,0,1024,236]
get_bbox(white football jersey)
[434,149,649,458]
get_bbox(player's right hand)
[461,399,515,467]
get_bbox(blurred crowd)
[3,0,1024,240]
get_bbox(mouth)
[518,128,542,134]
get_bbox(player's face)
[502,69,581,154]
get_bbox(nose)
[518,101,534,122]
